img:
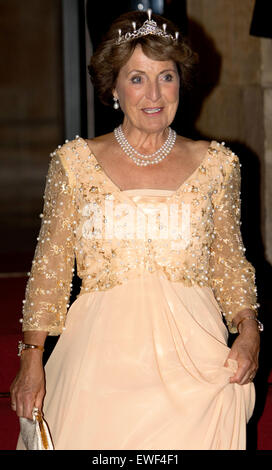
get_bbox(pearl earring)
[113,97,119,110]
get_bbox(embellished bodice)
[21,137,259,335]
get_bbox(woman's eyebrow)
[159,69,177,74]
[127,68,177,76]
[127,69,145,76]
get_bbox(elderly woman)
[12,10,261,450]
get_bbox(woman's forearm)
[232,308,260,334]
[18,331,48,366]
[232,308,257,327]
[23,330,49,347]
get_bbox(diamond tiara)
[116,8,179,45]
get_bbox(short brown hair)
[88,11,198,107]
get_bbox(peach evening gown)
[17,137,258,450]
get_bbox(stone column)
[186,0,272,263]
[261,38,272,263]
[0,0,64,262]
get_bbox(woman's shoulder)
[182,134,238,152]
[52,132,112,155]
[175,135,210,153]
[175,135,239,169]
[52,135,88,159]
[50,133,114,167]
[176,135,236,154]
[85,132,115,154]
[175,135,211,167]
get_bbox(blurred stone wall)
[0,0,63,267]
[187,0,272,264]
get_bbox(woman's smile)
[141,107,164,115]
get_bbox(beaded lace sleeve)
[21,151,76,335]
[210,153,259,333]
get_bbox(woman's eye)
[130,76,142,84]
[163,73,174,82]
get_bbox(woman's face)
[113,44,180,134]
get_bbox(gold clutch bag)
[19,407,54,450]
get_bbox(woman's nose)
[145,80,161,102]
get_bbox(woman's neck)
[121,120,169,155]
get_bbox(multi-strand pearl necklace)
[114,125,176,166]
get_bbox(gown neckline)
[79,137,215,200]
[122,188,175,194]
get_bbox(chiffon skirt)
[16,270,255,450]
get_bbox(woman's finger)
[16,397,25,418]
[229,360,251,384]
[10,400,16,411]
[10,389,16,411]
[23,393,37,419]
[35,388,45,412]
[230,366,256,385]
[239,373,255,385]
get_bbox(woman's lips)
[142,107,163,115]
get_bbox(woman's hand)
[224,321,260,385]
[10,350,45,419]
